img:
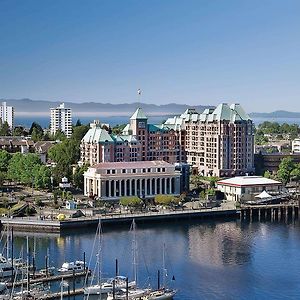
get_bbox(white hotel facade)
[84,161,181,200]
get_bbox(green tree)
[264,170,272,179]
[31,127,43,142]
[33,165,52,189]
[75,119,82,127]
[71,125,89,143]
[0,171,6,187]
[29,122,43,135]
[0,121,11,136]
[290,164,300,182]
[7,153,43,185]
[13,126,26,136]
[73,164,89,190]
[53,129,67,141]
[112,124,126,135]
[0,150,12,172]
[277,157,295,185]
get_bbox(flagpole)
[137,89,142,108]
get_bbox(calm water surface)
[2,219,300,299]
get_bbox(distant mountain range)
[1,98,214,116]
[1,98,299,119]
[249,110,300,118]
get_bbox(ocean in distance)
[3,219,300,300]
[14,115,300,129]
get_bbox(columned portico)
[84,161,181,200]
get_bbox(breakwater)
[0,207,238,232]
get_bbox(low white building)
[217,176,282,202]
[84,161,181,200]
[292,138,300,153]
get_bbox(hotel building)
[165,103,255,177]
[50,103,72,138]
[81,103,254,177]
[80,108,185,166]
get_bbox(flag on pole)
[137,89,142,95]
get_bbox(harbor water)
[2,219,300,299]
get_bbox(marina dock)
[6,271,90,289]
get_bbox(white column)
[108,180,111,197]
[134,179,137,197]
[165,178,168,195]
[149,179,152,195]
[124,180,127,196]
[144,179,147,196]
[129,179,132,196]
[114,180,117,197]
[85,178,88,195]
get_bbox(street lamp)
[50,176,53,191]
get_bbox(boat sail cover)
[255,190,272,199]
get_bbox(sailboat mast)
[132,219,138,284]
[162,243,167,288]
[6,224,9,259]
[26,236,30,293]
[98,219,102,300]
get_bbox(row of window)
[106,167,166,175]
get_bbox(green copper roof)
[130,108,148,120]
[82,127,114,143]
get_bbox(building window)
[122,169,126,173]
[112,170,116,174]
[148,168,151,172]
[107,170,111,174]
[133,169,136,173]
[157,168,161,172]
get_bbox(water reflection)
[2,219,300,299]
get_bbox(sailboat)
[84,220,136,297]
[141,244,177,300]
[106,219,151,300]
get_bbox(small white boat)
[84,276,136,295]
[107,287,151,300]
[142,289,177,300]
[58,260,85,273]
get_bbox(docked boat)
[0,254,16,278]
[84,276,136,295]
[58,260,85,273]
[0,281,7,293]
[107,287,151,300]
[141,288,177,300]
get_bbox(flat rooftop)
[217,176,282,187]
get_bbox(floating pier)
[6,270,90,289]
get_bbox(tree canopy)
[277,157,295,185]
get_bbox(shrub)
[120,196,142,207]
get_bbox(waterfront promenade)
[0,203,238,232]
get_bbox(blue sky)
[1,0,300,112]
